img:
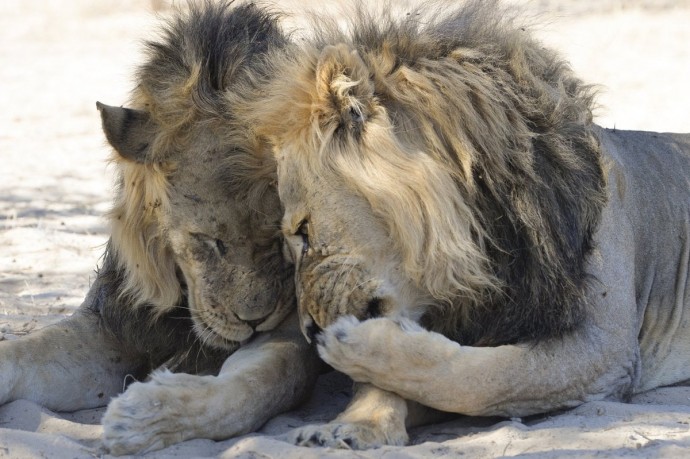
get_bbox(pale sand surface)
[1,1,689,457]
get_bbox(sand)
[1,1,689,457]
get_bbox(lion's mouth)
[178,264,293,349]
[182,275,271,349]
[190,297,271,345]
[188,288,295,350]
[190,309,256,349]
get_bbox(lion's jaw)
[181,261,292,348]
[294,253,426,340]
[174,247,292,348]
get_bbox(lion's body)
[0,3,319,455]
[311,127,690,417]
[247,1,690,449]
[599,128,690,392]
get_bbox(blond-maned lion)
[0,2,319,455]
[246,0,690,449]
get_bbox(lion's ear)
[315,44,373,131]
[97,102,156,163]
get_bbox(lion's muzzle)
[296,254,384,336]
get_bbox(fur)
[0,3,320,455]
[250,1,690,451]
[251,0,606,346]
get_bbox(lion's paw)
[102,370,197,455]
[317,316,423,382]
[316,315,376,378]
[285,420,408,450]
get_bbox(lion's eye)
[215,239,227,257]
[296,220,310,255]
[296,220,309,237]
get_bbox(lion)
[0,2,319,455]
[245,0,690,449]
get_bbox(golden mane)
[252,0,606,345]
[107,158,179,312]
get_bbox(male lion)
[0,2,319,455]
[248,1,690,449]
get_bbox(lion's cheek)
[199,266,281,321]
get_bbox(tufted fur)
[252,0,606,346]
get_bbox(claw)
[301,314,321,344]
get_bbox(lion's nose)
[365,297,382,319]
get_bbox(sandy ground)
[0,0,689,457]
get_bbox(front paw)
[317,316,421,382]
[102,371,192,455]
[315,316,368,380]
[285,420,408,450]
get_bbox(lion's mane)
[256,0,607,346]
[107,1,285,313]
[94,1,286,370]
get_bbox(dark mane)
[134,0,284,215]
[306,0,607,345]
[98,1,287,371]
[134,1,286,151]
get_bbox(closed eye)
[190,232,228,258]
[296,220,309,256]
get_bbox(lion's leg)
[0,308,141,411]
[285,382,449,449]
[317,210,641,417]
[317,313,639,417]
[102,310,320,456]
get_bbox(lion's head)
[251,1,607,346]
[100,2,291,350]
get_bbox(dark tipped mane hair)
[94,1,287,373]
[135,1,287,147]
[310,0,607,346]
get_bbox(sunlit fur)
[249,0,606,345]
[108,160,179,313]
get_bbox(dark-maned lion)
[0,2,319,455]
[247,0,690,449]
